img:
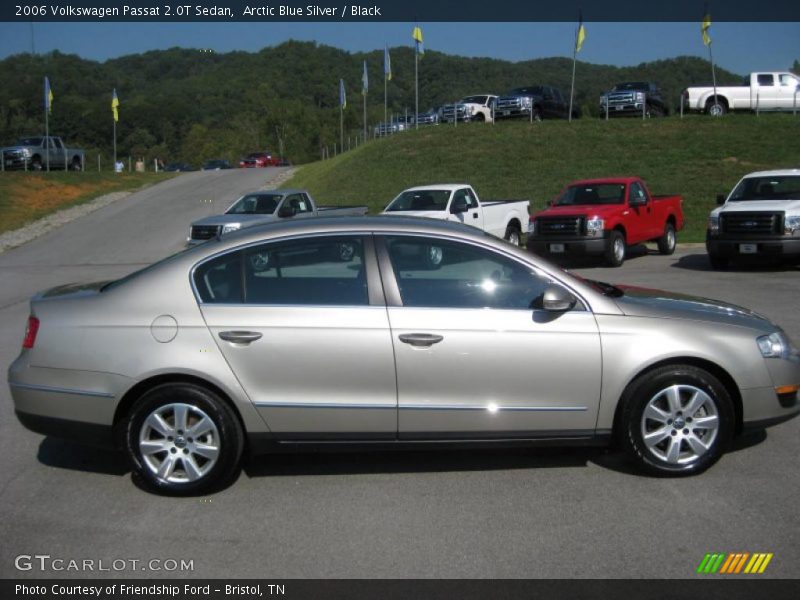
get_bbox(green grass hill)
[285,114,800,243]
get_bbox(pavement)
[0,173,798,579]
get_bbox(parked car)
[187,189,368,245]
[527,177,684,267]
[439,95,498,123]
[1,135,84,171]
[163,162,195,172]
[374,121,408,136]
[683,72,800,116]
[202,159,232,170]
[706,169,800,269]
[10,216,800,494]
[383,184,529,245]
[495,86,578,121]
[414,108,440,126]
[599,82,669,117]
[239,152,279,168]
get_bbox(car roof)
[401,184,470,192]
[741,169,800,178]
[565,177,640,186]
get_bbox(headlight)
[521,97,532,107]
[635,92,646,101]
[757,331,791,358]
[707,215,720,235]
[528,219,536,235]
[586,216,604,237]
[221,223,241,235]
[785,216,800,235]
[599,96,606,106]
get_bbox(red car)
[239,152,279,168]
[527,177,684,267]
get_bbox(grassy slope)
[285,114,800,242]
[0,172,174,234]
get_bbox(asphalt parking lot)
[0,170,798,579]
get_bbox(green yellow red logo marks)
[697,553,774,574]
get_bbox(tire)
[657,222,677,255]
[707,100,727,116]
[620,365,734,476]
[604,230,626,267]
[532,108,543,122]
[30,156,43,171]
[473,112,485,122]
[124,383,244,495]
[69,157,82,171]
[708,254,729,270]
[648,105,664,118]
[504,224,521,247]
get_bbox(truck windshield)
[729,176,800,201]
[510,87,544,96]
[17,137,43,146]
[556,183,626,206]
[461,96,488,104]
[386,190,451,212]
[226,194,282,214]
[613,82,648,92]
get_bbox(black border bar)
[3,0,800,22]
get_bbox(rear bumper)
[15,411,115,447]
[527,235,608,257]
[706,235,800,260]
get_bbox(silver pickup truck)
[187,189,368,245]
[1,135,84,171]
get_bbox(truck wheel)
[474,113,485,122]
[707,100,726,116]
[708,254,729,270]
[504,224,521,247]
[657,223,676,255]
[69,157,82,171]
[532,108,543,122]
[124,383,244,496]
[31,156,43,171]
[648,105,664,118]
[604,231,626,267]
[620,364,733,476]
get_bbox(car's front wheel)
[124,383,244,495]
[620,365,734,476]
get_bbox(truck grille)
[496,97,522,111]
[606,92,636,106]
[441,105,467,120]
[191,225,221,240]
[537,216,585,236]
[720,212,783,236]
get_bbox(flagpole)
[113,118,117,168]
[340,104,344,153]
[708,43,718,113]
[384,73,387,136]
[568,28,577,123]
[44,98,49,172]
[414,47,419,131]
[363,89,367,142]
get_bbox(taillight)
[22,316,39,349]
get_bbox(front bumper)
[741,353,800,430]
[601,102,646,115]
[527,235,608,258]
[706,235,800,260]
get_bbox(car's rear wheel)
[657,223,677,255]
[124,383,243,495]
[620,365,733,476]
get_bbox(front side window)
[629,182,648,203]
[779,74,799,87]
[194,237,368,306]
[385,236,550,310]
[284,194,313,214]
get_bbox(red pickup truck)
[526,177,684,266]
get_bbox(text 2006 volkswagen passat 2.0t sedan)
[9,217,800,494]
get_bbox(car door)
[753,74,776,110]
[196,234,397,438]
[448,188,484,231]
[626,181,658,243]
[378,234,602,438]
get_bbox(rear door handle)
[219,330,262,344]
[399,333,444,347]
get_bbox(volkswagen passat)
[8,217,800,494]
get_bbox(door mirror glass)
[540,285,577,312]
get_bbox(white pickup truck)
[382,184,529,245]
[683,71,800,116]
[706,169,800,268]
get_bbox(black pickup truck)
[599,82,669,117]
[494,86,579,121]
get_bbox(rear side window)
[756,74,775,86]
[194,236,368,306]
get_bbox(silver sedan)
[8,216,800,494]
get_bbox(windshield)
[226,193,282,215]
[385,190,451,212]
[461,96,488,104]
[613,82,648,92]
[556,183,626,206]
[17,137,43,146]
[729,176,800,201]
[510,87,544,96]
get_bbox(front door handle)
[472,212,479,219]
[219,330,262,344]
[399,333,444,347]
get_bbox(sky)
[0,22,797,75]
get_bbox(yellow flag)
[702,12,712,46]
[111,89,119,122]
[575,14,586,53]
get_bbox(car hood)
[710,200,800,217]
[382,210,449,219]
[613,285,773,331]
[533,204,625,218]
[191,213,276,227]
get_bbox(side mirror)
[450,197,468,214]
[540,285,577,312]
[716,194,726,205]
[278,205,297,218]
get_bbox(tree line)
[1,41,782,166]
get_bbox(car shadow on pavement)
[244,445,604,478]
[543,243,652,269]
[672,253,800,272]
[37,437,129,476]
